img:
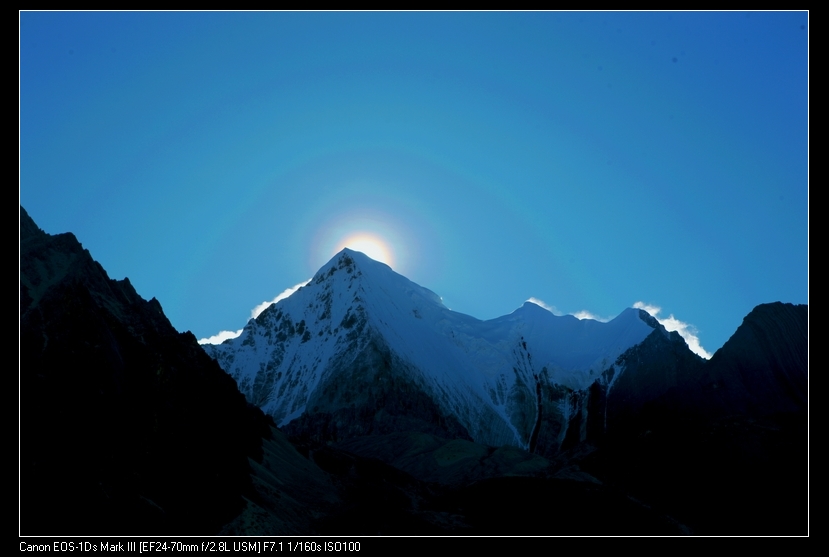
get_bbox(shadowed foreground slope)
[20,207,271,535]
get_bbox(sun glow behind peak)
[310,209,414,275]
[336,233,394,268]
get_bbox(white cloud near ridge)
[571,310,610,322]
[633,301,712,359]
[198,329,243,345]
[527,298,611,322]
[250,279,312,319]
[198,279,311,345]
[526,297,563,315]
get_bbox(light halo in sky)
[334,233,395,268]
[310,209,412,276]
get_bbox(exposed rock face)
[698,302,807,417]
[20,207,271,535]
[602,324,707,433]
[597,302,808,432]
[579,302,808,535]
[281,336,474,444]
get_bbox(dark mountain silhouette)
[20,207,272,535]
[579,302,808,535]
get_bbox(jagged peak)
[515,303,658,329]
[520,299,555,313]
[20,206,46,241]
[711,301,807,362]
[331,248,393,273]
[632,307,661,329]
[312,248,375,284]
[309,248,444,307]
[742,301,807,324]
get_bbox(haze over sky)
[20,12,808,357]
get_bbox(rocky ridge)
[20,207,272,535]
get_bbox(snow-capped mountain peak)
[204,249,663,453]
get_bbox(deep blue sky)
[20,11,808,356]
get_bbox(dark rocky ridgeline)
[696,302,807,417]
[20,207,272,535]
[604,314,708,434]
[580,303,808,535]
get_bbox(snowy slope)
[204,249,658,450]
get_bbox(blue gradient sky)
[20,11,808,355]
